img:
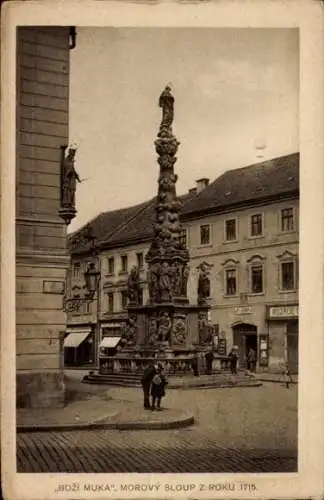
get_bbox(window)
[251,264,263,294]
[225,219,237,241]
[136,252,144,269]
[200,224,210,245]
[281,208,294,232]
[120,255,128,273]
[108,257,115,275]
[85,301,91,314]
[225,269,237,296]
[179,228,187,248]
[107,292,114,312]
[121,290,128,309]
[73,262,80,278]
[250,214,263,237]
[281,262,295,290]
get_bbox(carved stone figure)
[181,265,190,296]
[148,314,159,345]
[159,262,172,302]
[61,146,81,208]
[158,311,172,342]
[172,316,186,345]
[197,263,211,304]
[147,263,160,303]
[198,312,212,345]
[124,314,137,344]
[158,85,174,133]
[127,266,141,304]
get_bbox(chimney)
[196,178,209,193]
[189,187,197,194]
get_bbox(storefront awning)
[64,330,91,348]
[100,337,121,348]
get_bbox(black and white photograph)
[2,1,324,499]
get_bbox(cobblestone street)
[17,383,297,473]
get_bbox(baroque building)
[67,152,299,373]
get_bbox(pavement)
[17,369,297,433]
[17,386,194,432]
[17,382,298,473]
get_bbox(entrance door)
[232,323,258,369]
[287,320,298,374]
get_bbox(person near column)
[150,365,168,411]
[141,361,156,409]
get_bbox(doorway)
[232,323,258,369]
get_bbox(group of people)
[141,362,168,411]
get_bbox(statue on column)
[197,262,211,305]
[159,262,172,302]
[158,312,172,342]
[61,146,81,208]
[158,85,174,133]
[181,265,190,296]
[127,266,141,304]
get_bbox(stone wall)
[16,27,71,408]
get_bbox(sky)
[69,27,299,233]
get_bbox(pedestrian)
[284,366,293,389]
[228,346,239,374]
[150,366,167,411]
[141,360,156,410]
[205,349,214,375]
[247,347,257,372]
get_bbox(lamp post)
[84,262,101,368]
[63,261,101,367]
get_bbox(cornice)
[16,216,65,227]
[182,191,299,222]
[16,249,71,268]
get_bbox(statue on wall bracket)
[58,144,81,225]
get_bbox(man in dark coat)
[150,367,167,411]
[141,362,156,409]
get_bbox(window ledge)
[248,292,265,297]
[197,243,213,249]
[248,235,264,240]
[278,289,297,294]
[118,271,128,276]
[279,230,296,235]
[223,294,239,298]
[223,239,238,245]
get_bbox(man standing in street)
[141,361,156,409]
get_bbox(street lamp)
[63,262,100,313]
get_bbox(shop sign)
[234,306,252,315]
[268,305,298,319]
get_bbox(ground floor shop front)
[211,303,299,374]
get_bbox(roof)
[183,153,299,218]
[69,152,299,256]
[68,199,153,254]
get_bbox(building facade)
[67,153,299,373]
[16,27,74,408]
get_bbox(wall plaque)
[43,280,65,295]
[234,305,252,315]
